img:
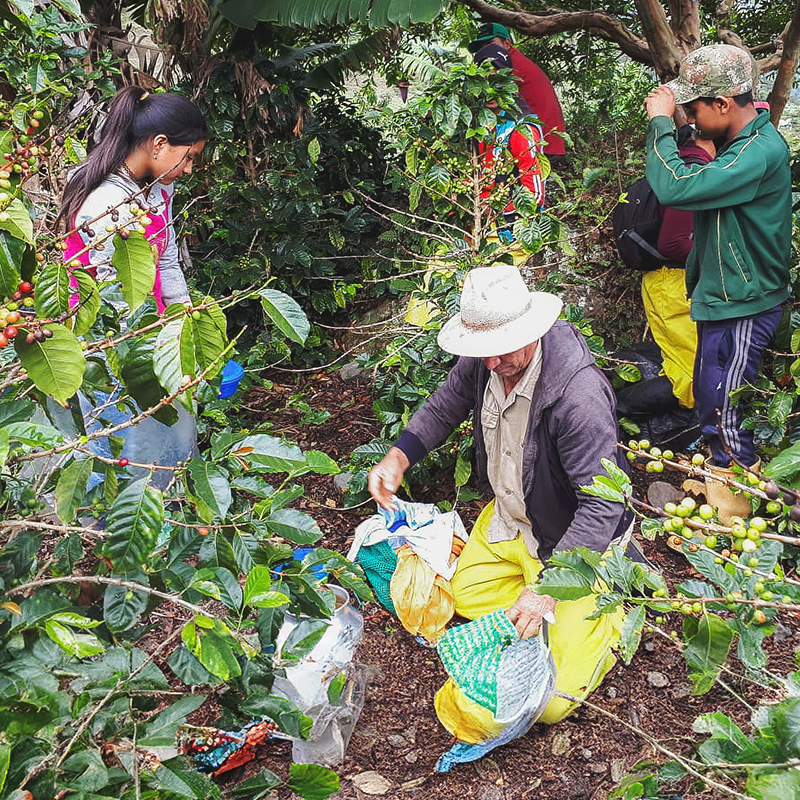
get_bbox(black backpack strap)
[626,230,667,261]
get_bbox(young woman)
[58,85,207,311]
[53,87,208,488]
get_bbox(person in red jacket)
[469,22,566,158]
[474,43,546,239]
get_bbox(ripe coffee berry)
[18,281,32,293]
[118,457,129,467]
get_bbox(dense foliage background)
[1,0,800,797]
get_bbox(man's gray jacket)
[395,321,629,561]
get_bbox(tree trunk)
[633,0,683,77]
[766,0,800,125]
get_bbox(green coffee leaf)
[60,750,109,792]
[0,198,33,244]
[105,477,164,571]
[286,763,340,800]
[181,619,241,680]
[112,230,155,312]
[619,605,645,664]
[0,231,23,298]
[266,508,322,545]
[34,260,71,319]
[54,457,94,524]
[103,571,149,632]
[186,458,232,521]
[190,306,226,379]
[71,268,100,336]
[140,694,207,746]
[14,323,84,404]
[683,613,734,695]
[258,288,310,345]
[154,316,192,402]
[45,619,105,657]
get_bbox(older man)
[369,266,629,723]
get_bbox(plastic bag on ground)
[271,585,367,766]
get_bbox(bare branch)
[459,0,654,65]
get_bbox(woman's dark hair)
[676,123,695,148]
[58,85,208,229]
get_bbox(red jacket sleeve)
[509,126,545,209]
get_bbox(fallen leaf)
[551,731,571,756]
[352,771,392,795]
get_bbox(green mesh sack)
[436,610,519,713]
[354,540,397,615]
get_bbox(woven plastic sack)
[434,610,556,772]
[390,544,456,645]
[354,540,397,615]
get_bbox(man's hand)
[507,587,557,639]
[644,85,676,121]
[368,447,410,510]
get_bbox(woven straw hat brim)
[437,292,563,357]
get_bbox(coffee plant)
[0,37,368,800]
[544,448,800,798]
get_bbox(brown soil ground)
[204,369,800,800]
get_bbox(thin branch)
[55,627,184,772]
[558,690,753,800]
[9,576,214,619]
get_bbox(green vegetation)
[1,0,800,797]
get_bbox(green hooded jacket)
[645,111,791,322]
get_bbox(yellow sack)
[641,266,697,408]
[389,544,455,645]
[434,678,504,744]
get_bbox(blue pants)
[694,306,782,466]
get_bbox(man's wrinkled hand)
[644,85,676,120]
[506,587,557,639]
[367,447,410,510]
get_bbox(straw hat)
[437,266,562,357]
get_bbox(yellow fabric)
[444,501,623,726]
[484,233,529,267]
[389,544,456,645]
[641,267,697,408]
[404,263,453,327]
[434,678,504,743]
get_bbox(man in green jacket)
[644,44,791,515]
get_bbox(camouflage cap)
[665,44,753,105]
